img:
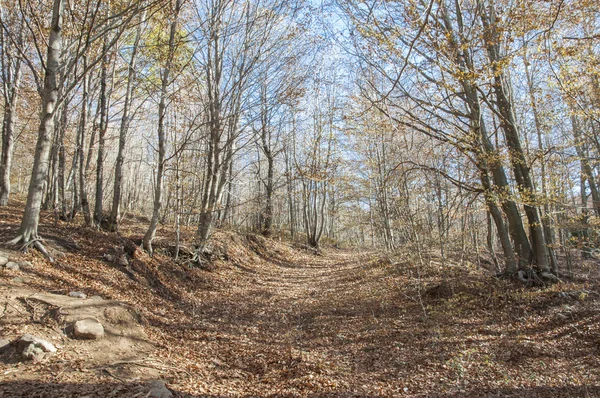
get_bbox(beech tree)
[0,1,22,206]
[143,0,183,255]
[9,0,65,250]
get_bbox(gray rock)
[22,344,44,361]
[73,319,104,340]
[5,262,19,271]
[0,338,11,353]
[19,261,33,270]
[147,380,173,398]
[17,334,57,353]
[556,313,569,320]
[0,256,8,266]
[69,291,87,299]
[117,254,129,267]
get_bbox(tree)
[9,0,65,251]
[0,1,23,206]
[109,9,145,231]
[143,0,183,255]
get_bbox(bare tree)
[143,0,182,255]
[0,2,22,206]
[8,0,65,251]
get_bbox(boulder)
[69,291,87,299]
[22,344,44,361]
[5,262,19,271]
[0,256,8,266]
[73,318,104,340]
[17,334,57,353]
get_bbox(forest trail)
[179,245,407,395]
[0,207,599,397]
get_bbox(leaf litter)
[0,203,599,397]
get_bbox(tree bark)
[109,11,144,231]
[143,0,181,255]
[10,0,65,245]
[94,40,109,225]
[0,58,20,206]
[480,2,549,272]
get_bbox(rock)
[19,261,33,270]
[54,251,66,259]
[17,334,57,353]
[0,256,8,266]
[0,338,11,353]
[117,254,129,267]
[73,318,104,340]
[69,291,87,299]
[89,295,103,300]
[561,304,575,312]
[147,380,173,398]
[5,262,19,271]
[22,344,44,361]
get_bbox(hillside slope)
[1,203,600,397]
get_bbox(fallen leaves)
[1,202,600,397]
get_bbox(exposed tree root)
[7,235,55,263]
[496,268,562,287]
[33,240,55,263]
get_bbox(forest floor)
[1,201,600,397]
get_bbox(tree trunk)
[143,0,181,255]
[10,0,64,245]
[57,96,69,220]
[0,46,21,206]
[94,41,109,225]
[480,1,549,272]
[284,144,295,239]
[109,11,143,231]
[79,60,93,227]
[437,0,531,268]
[524,49,558,274]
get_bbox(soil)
[1,202,600,397]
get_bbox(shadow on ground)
[1,381,598,398]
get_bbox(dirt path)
[167,242,600,397]
[175,248,414,396]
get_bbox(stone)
[147,380,173,398]
[73,319,104,340]
[556,313,569,320]
[0,338,11,353]
[117,254,129,267]
[5,262,19,271]
[69,291,87,299]
[17,334,57,353]
[19,261,33,270]
[22,344,44,361]
[0,256,8,266]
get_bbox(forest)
[0,0,599,397]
